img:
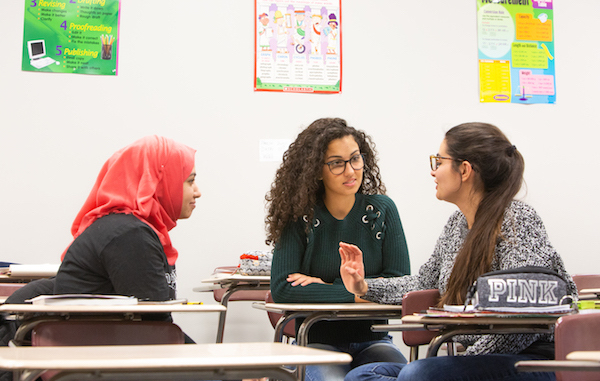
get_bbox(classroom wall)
[1,0,599,346]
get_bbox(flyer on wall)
[22,0,120,76]
[477,0,555,104]
[255,0,341,93]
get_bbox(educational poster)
[477,0,555,104]
[22,0,120,76]
[255,1,341,93]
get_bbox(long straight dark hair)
[440,123,525,306]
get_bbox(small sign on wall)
[259,139,291,162]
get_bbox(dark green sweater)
[271,193,410,344]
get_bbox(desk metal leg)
[215,282,269,343]
[215,287,234,343]
[295,312,340,381]
[15,369,44,381]
[273,311,305,343]
[296,312,333,347]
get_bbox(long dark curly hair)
[265,118,386,245]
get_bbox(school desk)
[195,273,270,342]
[374,313,564,358]
[0,342,352,381]
[252,302,403,381]
[0,303,226,346]
[254,302,403,346]
[515,351,600,374]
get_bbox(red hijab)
[64,136,196,265]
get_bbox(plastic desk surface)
[259,302,403,312]
[199,273,270,284]
[516,351,600,373]
[0,303,226,314]
[401,313,561,325]
[0,342,352,381]
[579,288,600,294]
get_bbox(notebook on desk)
[27,40,57,69]
[0,264,59,277]
[27,294,138,306]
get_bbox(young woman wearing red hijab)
[0,136,199,381]
[54,135,200,302]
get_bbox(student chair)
[212,266,268,303]
[401,289,442,362]
[31,320,185,381]
[554,312,600,381]
[571,274,600,293]
[0,283,26,302]
[265,290,296,342]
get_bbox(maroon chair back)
[265,290,296,340]
[32,320,185,380]
[32,320,184,346]
[213,288,270,303]
[0,283,26,298]
[571,274,600,293]
[401,289,441,361]
[555,313,600,381]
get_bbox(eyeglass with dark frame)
[430,155,463,171]
[325,154,365,175]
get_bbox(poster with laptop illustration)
[477,0,555,104]
[255,0,341,93]
[22,0,120,76]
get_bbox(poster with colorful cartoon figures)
[255,1,341,93]
[477,0,555,104]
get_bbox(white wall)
[1,1,599,349]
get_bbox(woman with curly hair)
[265,117,410,381]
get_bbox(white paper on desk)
[27,294,138,306]
[8,264,59,277]
[443,304,476,312]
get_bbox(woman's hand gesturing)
[339,242,369,296]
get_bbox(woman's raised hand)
[339,242,368,296]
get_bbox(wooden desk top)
[0,342,352,371]
[0,303,226,314]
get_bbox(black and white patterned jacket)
[363,200,577,355]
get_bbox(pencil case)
[468,266,575,313]
[238,250,273,276]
